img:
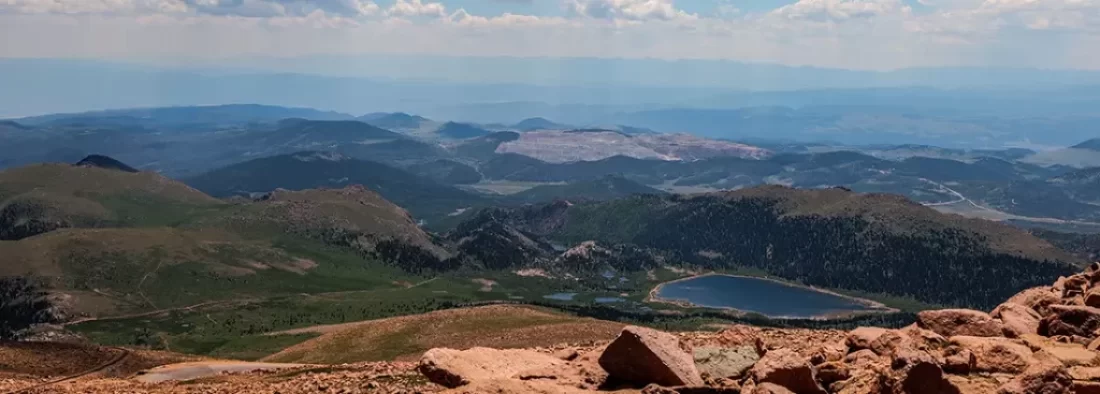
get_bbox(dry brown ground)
[264,305,625,364]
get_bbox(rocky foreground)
[10,263,1100,393]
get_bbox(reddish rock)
[598,326,704,387]
[844,349,882,369]
[1006,287,1060,316]
[868,330,914,357]
[418,347,566,388]
[1085,289,1100,309]
[996,363,1072,394]
[808,341,846,365]
[750,348,827,394]
[1063,274,1090,298]
[813,361,849,385]
[993,302,1042,338]
[918,309,1008,337]
[1040,305,1100,339]
[846,327,889,351]
[1071,381,1100,394]
[943,348,976,374]
[899,324,947,350]
[439,378,589,393]
[830,369,885,394]
[751,383,796,394]
[1021,334,1100,367]
[949,336,1036,374]
[888,349,959,394]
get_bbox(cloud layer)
[1,0,1098,70]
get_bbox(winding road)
[0,347,130,394]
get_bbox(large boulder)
[918,309,1008,337]
[830,369,885,394]
[949,336,1036,374]
[898,324,947,350]
[1019,334,1100,367]
[844,349,883,369]
[813,361,849,385]
[419,347,565,388]
[750,348,827,394]
[868,330,916,357]
[993,302,1042,338]
[1005,287,1060,316]
[751,383,797,394]
[887,349,960,394]
[1039,305,1100,339]
[846,327,889,351]
[438,378,589,394]
[996,363,1072,394]
[694,346,760,379]
[599,326,704,387]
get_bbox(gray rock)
[693,346,760,379]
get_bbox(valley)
[0,103,1098,394]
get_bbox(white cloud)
[0,0,380,17]
[448,9,567,27]
[0,0,189,14]
[1,0,1100,70]
[387,0,446,17]
[771,0,908,20]
[565,0,695,21]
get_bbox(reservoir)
[655,275,879,318]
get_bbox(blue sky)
[0,0,1098,73]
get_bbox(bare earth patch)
[262,305,624,364]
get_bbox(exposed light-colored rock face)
[694,346,760,380]
[496,130,770,163]
[598,325,704,387]
[418,347,565,388]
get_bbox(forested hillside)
[464,186,1080,309]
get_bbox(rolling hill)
[264,305,623,364]
[435,122,492,139]
[0,156,458,318]
[0,159,221,240]
[357,112,430,130]
[183,152,488,220]
[16,104,353,129]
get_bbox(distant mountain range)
[3,104,1099,226]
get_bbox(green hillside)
[465,185,1080,309]
[0,158,443,318]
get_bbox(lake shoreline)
[646,272,900,320]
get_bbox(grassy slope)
[0,164,440,318]
[264,305,624,364]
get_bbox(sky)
[0,0,1099,72]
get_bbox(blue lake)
[656,275,877,318]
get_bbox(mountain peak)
[72,154,139,173]
[514,117,568,131]
[1072,138,1100,151]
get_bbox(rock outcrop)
[599,325,704,387]
[409,262,1100,393]
[419,347,566,388]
